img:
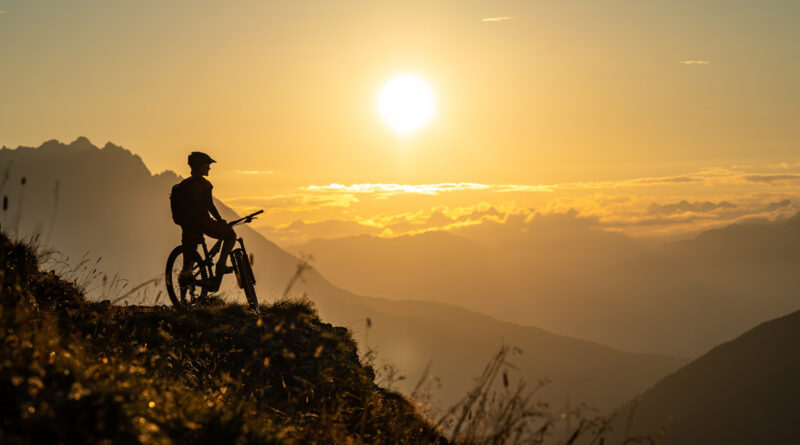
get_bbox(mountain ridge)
[609,308,800,444]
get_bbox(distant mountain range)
[0,137,684,411]
[589,214,800,356]
[291,208,800,357]
[608,308,800,444]
[287,219,643,335]
[289,231,521,315]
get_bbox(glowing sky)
[1,0,798,242]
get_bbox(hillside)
[609,308,800,444]
[0,231,444,443]
[0,138,685,411]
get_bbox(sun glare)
[377,74,436,136]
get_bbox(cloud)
[516,187,800,240]
[232,160,800,244]
[601,206,796,232]
[647,200,737,216]
[628,175,703,185]
[767,161,800,170]
[247,191,799,244]
[520,175,706,191]
[298,163,800,201]
[681,60,711,65]
[495,184,555,193]
[304,183,492,196]
[763,199,793,212]
[366,204,498,228]
[225,193,358,216]
[574,195,797,236]
[235,169,273,175]
[481,16,512,22]
[250,203,520,245]
[305,182,557,197]
[356,203,515,233]
[743,174,800,184]
[256,219,382,245]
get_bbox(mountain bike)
[165,210,263,311]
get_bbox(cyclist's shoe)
[178,270,194,286]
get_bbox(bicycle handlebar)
[229,210,264,227]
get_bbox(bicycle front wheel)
[165,246,208,307]
[232,249,259,312]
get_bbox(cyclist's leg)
[202,220,236,291]
[179,227,202,284]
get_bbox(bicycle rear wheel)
[165,246,208,307]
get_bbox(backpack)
[169,178,194,226]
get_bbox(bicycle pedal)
[178,272,194,286]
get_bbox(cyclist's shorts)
[181,219,235,245]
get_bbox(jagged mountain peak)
[69,136,97,150]
[102,141,123,151]
[155,169,181,182]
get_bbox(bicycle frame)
[195,210,262,282]
[197,236,250,282]
[197,238,222,281]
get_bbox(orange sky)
[1,1,798,242]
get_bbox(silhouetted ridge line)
[611,308,800,444]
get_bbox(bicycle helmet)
[188,151,216,167]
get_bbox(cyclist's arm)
[202,179,225,222]
[209,201,224,222]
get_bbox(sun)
[377,74,436,136]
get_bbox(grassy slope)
[0,232,445,444]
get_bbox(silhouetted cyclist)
[173,152,235,292]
